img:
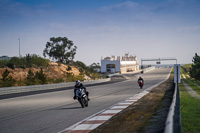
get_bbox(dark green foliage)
[190,53,200,80]
[6,62,15,69]
[0,69,15,87]
[43,37,77,64]
[0,54,49,69]
[26,69,35,85]
[66,66,73,78]
[74,61,87,70]
[79,68,84,74]
[67,66,72,71]
[35,69,47,84]
[24,54,49,67]
[25,69,47,85]
[0,60,9,68]
[73,61,101,80]
[9,57,25,68]
[26,54,49,67]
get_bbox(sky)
[0,0,200,65]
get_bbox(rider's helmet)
[75,80,81,86]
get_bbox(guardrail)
[164,83,182,133]
[0,78,111,95]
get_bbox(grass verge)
[181,65,200,95]
[182,78,200,95]
[179,82,200,132]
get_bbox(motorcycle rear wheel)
[84,97,88,107]
[78,98,85,108]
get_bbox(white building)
[101,53,139,73]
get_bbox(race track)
[0,68,171,133]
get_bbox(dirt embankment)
[92,76,174,133]
[0,62,81,81]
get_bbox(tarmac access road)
[0,67,171,133]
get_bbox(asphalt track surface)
[0,68,171,133]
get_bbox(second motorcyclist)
[138,76,144,89]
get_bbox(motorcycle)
[138,80,143,89]
[75,88,88,108]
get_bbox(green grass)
[181,64,200,95]
[181,65,200,95]
[181,64,192,75]
[183,64,192,69]
[179,83,200,133]
[182,78,200,95]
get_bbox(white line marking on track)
[88,116,112,121]
[73,124,101,130]
[102,110,122,114]
[118,102,133,105]
[111,106,128,109]
[125,100,137,102]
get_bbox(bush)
[35,69,47,84]
[25,68,47,85]
[6,63,15,69]
[1,54,50,69]
[0,60,9,68]
[73,61,101,79]
[190,53,200,80]
[0,69,15,87]
[26,69,35,85]
[9,57,25,68]
[27,54,49,67]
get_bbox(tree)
[35,69,47,84]
[1,69,15,87]
[26,69,47,85]
[74,61,87,70]
[190,53,200,80]
[26,69,35,85]
[43,37,77,64]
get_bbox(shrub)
[0,60,9,68]
[25,68,47,85]
[26,69,35,85]
[6,63,15,69]
[35,68,47,84]
[1,54,50,69]
[190,53,200,80]
[0,69,15,87]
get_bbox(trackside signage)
[174,64,181,83]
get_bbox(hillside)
[0,62,90,83]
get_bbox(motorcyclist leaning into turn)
[73,80,90,101]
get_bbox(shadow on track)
[51,106,82,110]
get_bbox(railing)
[164,65,182,133]
[0,78,111,95]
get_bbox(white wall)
[120,61,137,65]
[101,60,120,73]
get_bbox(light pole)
[18,38,20,57]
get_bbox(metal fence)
[164,65,182,133]
[0,78,111,95]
